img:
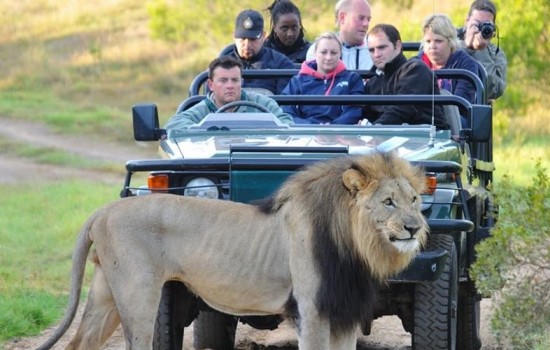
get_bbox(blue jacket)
[221,45,295,94]
[418,49,479,104]
[281,60,365,124]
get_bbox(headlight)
[184,178,219,199]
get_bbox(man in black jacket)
[362,24,449,129]
[221,9,294,94]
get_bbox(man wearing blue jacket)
[221,9,295,94]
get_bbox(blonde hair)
[422,14,459,52]
[313,32,342,53]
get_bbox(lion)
[37,151,428,350]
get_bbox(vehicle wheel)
[413,234,458,350]
[457,281,482,350]
[154,281,197,350]
[193,309,237,350]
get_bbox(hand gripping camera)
[478,22,496,39]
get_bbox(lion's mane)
[259,151,427,335]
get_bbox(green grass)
[0,181,120,341]
[494,136,550,186]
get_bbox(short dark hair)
[208,56,243,79]
[368,24,402,47]
[468,0,498,22]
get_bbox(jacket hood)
[299,60,347,79]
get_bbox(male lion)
[38,151,428,350]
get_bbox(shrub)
[471,161,550,349]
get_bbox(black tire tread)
[413,234,458,350]
[192,310,237,350]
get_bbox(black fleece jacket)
[363,53,449,130]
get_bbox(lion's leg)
[101,260,164,349]
[330,328,358,350]
[66,263,121,350]
[295,304,330,349]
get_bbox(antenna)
[427,0,437,148]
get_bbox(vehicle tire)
[457,281,482,350]
[154,281,197,350]
[193,309,237,350]
[413,234,458,350]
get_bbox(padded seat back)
[440,89,461,136]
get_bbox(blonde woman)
[418,14,479,127]
[281,32,364,124]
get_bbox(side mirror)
[470,105,492,142]
[132,103,166,141]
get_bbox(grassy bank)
[1,0,547,184]
[0,181,119,341]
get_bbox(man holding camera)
[458,0,507,100]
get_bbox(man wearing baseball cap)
[220,9,294,94]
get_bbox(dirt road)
[0,117,501,349]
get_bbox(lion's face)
[359,177,427,252]
[343,167,428,279]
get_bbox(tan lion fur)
[38,151,428,350]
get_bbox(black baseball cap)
[234,9,264,39]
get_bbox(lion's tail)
[36,211,96,350]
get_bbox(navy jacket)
[364,54,449,129]
[281,60,364,124]
[418,49,479,104]
[264,35,311,64]
[221,45,294,94]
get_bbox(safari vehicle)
[122,68,495,350]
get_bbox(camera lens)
[479,22,495,39]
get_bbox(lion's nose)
[404,224,420,237]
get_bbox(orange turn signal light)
[148,174,169,191]
[425,175,437,195]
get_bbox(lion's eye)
[384,198,395,207]
[412,196,417,204]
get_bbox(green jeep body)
[122,67,495,350]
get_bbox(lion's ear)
[343,168,368,194]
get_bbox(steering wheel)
[216,100,271,113]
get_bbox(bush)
[471,161,550,349]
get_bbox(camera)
[477,22,496,39]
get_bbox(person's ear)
[207,79,213,90]
[337,11,346,26]
[396,40,402,52]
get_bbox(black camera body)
[478,22,496,39]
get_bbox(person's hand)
[465,22,491,51]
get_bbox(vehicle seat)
[243,87,274,95]
[175,95,206,114]
[475,61,488,104]
[440,89,461,136]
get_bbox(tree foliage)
[471,161,550,349]
[494,0,549,79]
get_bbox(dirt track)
[0,117,501,349]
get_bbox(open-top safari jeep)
[122,67,494,350]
